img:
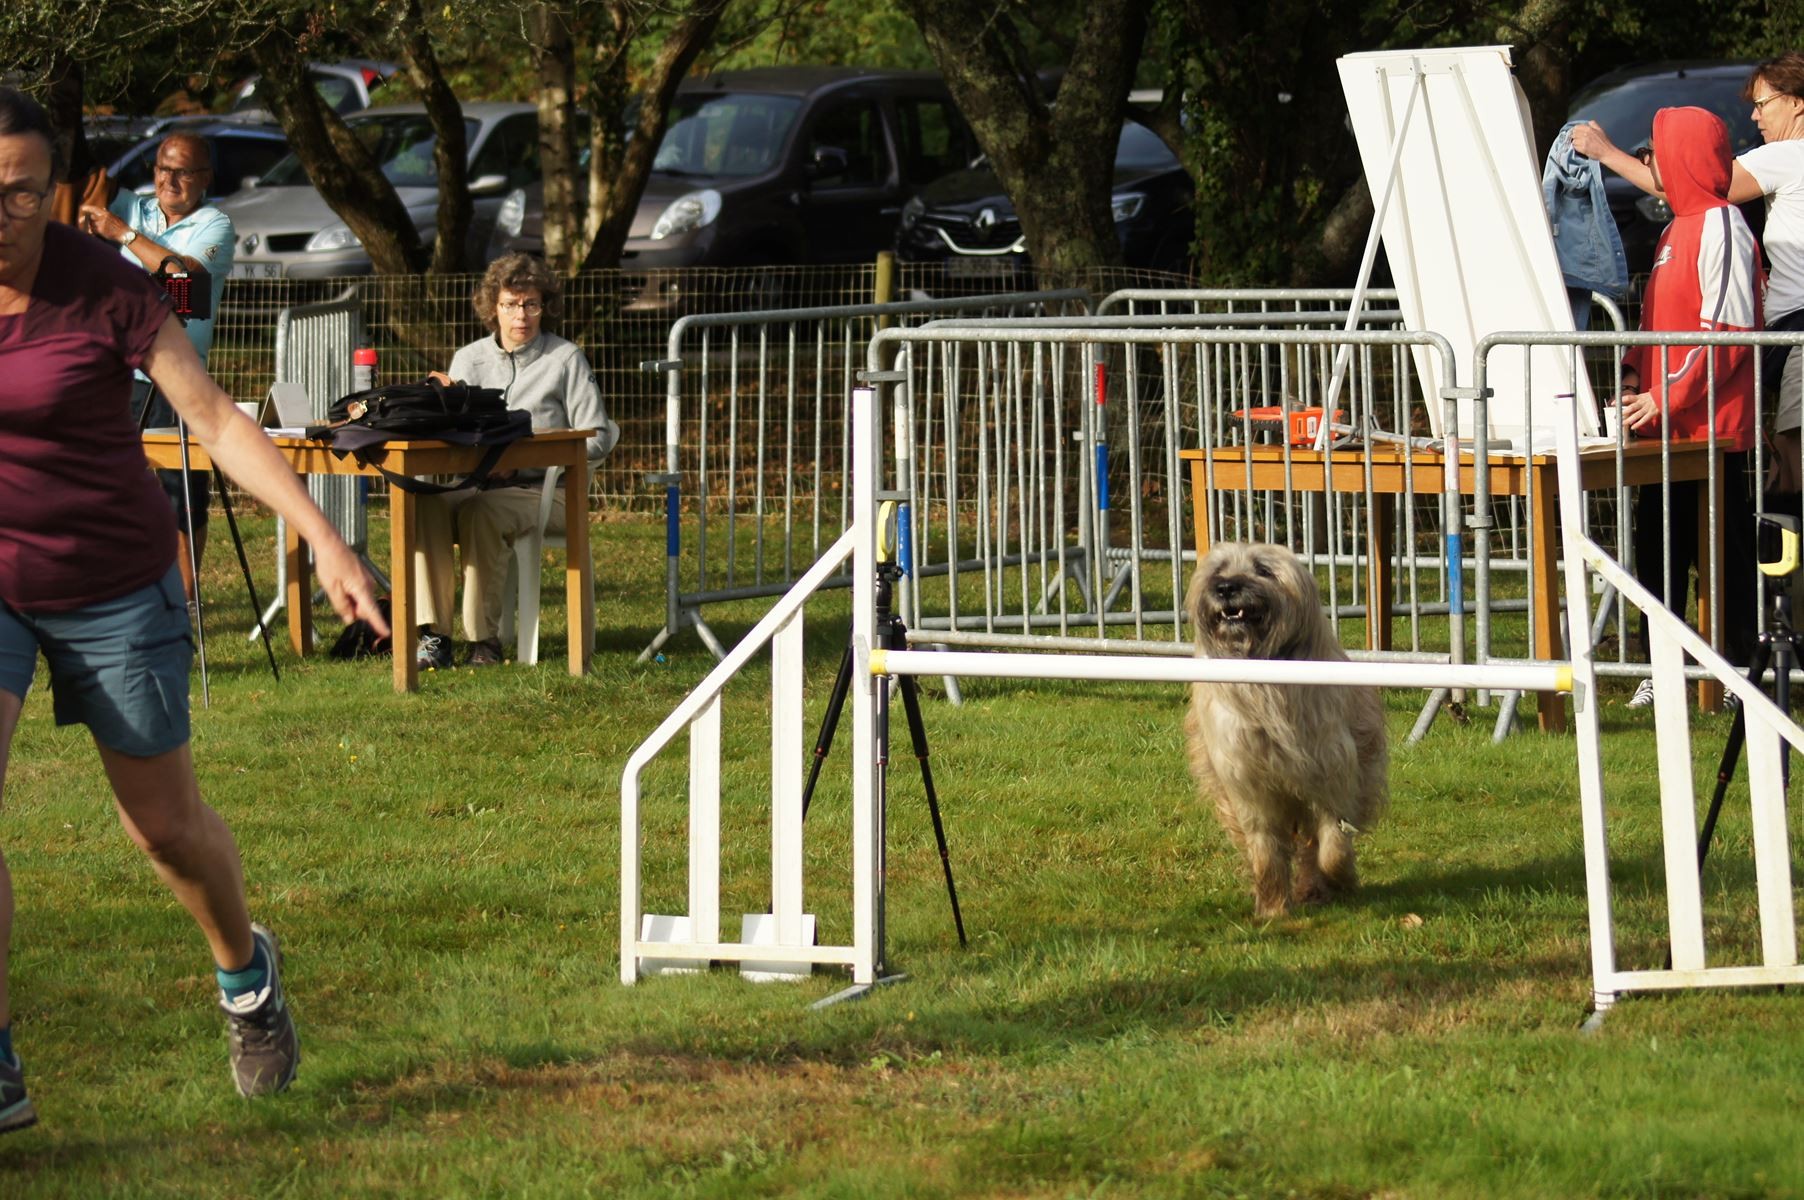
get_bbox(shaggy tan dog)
[1184,542,1389,918]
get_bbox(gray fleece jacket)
[448,331,619,467]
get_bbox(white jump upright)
[620,387,885,987]
[1552,393,1804,1016]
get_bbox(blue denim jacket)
[1542,120,1630,301]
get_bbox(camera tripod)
[1696,587,1799,879]
[798,558,967,947]
[137,381,281,702]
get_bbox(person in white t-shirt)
[1574,53,1804,492]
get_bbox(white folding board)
[1338,46,1597,443]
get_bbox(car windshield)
[1115,121,1179,171]
[257,115,481,188]
[1570,72,1762,156]
[653,93,802,177]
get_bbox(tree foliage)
[8,0,1801,286]
[898,0,1151,280]
[1154,0,1804,286]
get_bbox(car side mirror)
[806,146,849,182]
[468,173,509,197]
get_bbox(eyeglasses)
[0,187,49,220]
[1752,93,1792,111]
[154,163,210,181]
[497,299,544,315]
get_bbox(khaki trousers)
[412,485,565,641]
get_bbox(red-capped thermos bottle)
[353,345,378,392]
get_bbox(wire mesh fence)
[209,261,1190,506]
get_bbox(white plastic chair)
[499,467,588,665]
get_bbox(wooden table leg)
[1189,461,1212,569]
[564,456,593,674]
[1368,495,1394,652]
[1529,468,1566,733]
[391,486,418,693]
[285,522,312,656]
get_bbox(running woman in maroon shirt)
[0,87,387,1129]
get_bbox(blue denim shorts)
[0,566,193,757]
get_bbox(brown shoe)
[466,637,505,667]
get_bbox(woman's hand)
[1570,120,1618,161]
[1618,389,1660,434]
[313,538,390,637]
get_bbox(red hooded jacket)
[1625,106,1764,451]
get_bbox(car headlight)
[1635,194,1673,224]
[305,225,362,253]
[497,188,526,239]
[650,189,722,240]
[900,194,924,231]
[1111,193,1147,223]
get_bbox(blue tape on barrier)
[1096,445,1110,511]
[1446,533,1464,615]
[898,505,913,577]
[666,486,680,556]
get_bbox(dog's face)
[1186,542,1323,659]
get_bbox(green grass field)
[2,512,1801,1198]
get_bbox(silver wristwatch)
[120,229,138,247]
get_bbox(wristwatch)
[120,229,138,248]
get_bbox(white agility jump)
[622,370,1804,1018]
[623,384,1565,994]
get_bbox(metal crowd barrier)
[636,288,1093,661]
[891,299,1424,655]
[252,287,382,642]
[870,325,1466,684]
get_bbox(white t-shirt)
[1740,139,1804,322]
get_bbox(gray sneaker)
[0,1053,35,1135]
[221,924,299,1097]
[415,628,453,671]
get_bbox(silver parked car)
[216,101,543,279]
[228,60,401,118]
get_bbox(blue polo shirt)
[108,192,235,365]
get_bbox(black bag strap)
[359,441,514,495]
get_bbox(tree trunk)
[396,0,472,273]
[575,0,731,273]
[531,2,581,275]
[899,0,1150,285]
[250,32,428,276]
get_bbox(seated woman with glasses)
[412,252,618,669]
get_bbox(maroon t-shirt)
[0,222,177,612]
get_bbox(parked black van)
[490,67,978,304]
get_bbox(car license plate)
[231,262,284,280]
[946,257,1017,280]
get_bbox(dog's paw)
[1291,879,1330,907]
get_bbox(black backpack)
[308,378,534,494]
[327,596,393,659]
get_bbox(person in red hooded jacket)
[1618,106,1764,690]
